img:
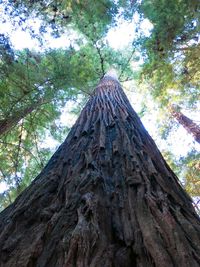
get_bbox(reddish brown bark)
[170,105,200,144]
[0,76,200,267]
[0,99,44,137]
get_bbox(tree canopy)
[0,0,199,211]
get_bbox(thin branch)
[120,77,134,83]
[0,141,42,168]
[13,121,23,189]
[94,44,105,77]
[89,32,105,77]
[29,114,45,169]
[119,49,135,80]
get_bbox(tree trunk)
[0,76,200,267]
[0,99,44,137]
[170,105,200,144]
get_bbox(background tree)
[169,105,200,144]
[133,0,199,137]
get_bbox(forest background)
[0,0,199,211]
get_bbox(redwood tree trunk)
[170,105,200,144]
[0,76,200,267]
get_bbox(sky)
[0,8,199,193]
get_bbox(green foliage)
[136,0,200,109]
[1,1,118,40]
[162,149,200,213]
[180,151,200,197]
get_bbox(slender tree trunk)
[0,75,200,267]
[170,105,200,144]
[0,99,44,137]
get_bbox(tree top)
[104,68,119,81]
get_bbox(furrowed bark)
[0,76,200,267]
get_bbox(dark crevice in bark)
[0,76,200,267]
